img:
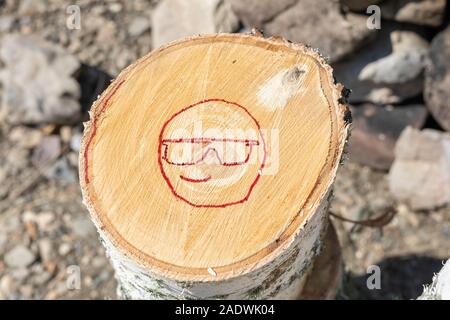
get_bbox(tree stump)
[80,32,350,299]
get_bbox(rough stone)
[334,23,429,104]
[152,0,239,48]
[31,135,61,168]
[228,0,297,27]
[128,16,151,37]
[43,157,77,183]
[262,0,375,62]
[389,127,450,210]
[9,126,43,149]
[4,245,36,268]
[425,26,450,131]
[340,0,383,12]
[38,238,54,262]
[349,104,427,170]
[0,34,81,125]
[71,216,96,239]
[381,0,446,27]
[70,131,82,153]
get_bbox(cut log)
[79,32,349,299]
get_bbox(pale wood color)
[80,32,349,287]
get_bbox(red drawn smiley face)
[158,99,266,208]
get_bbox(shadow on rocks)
[340,255,445,300]
[75,63,113,119]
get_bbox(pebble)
[58,243,72,256]
[389,127,450,210]
[128,16,150,37]
[152,0,239,48]
[38,238,54,262]
[4,245,36,268]
[0,275,15,297]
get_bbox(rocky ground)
[0,0,449,299]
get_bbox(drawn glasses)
[162,138,259,166]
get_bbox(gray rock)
[381,0,446,27]
[71,216,96,239]
[334,23,429,104]
[4,245,36,268]
[18,0,47,16]
[70,131,82,153]
[0,15,14,32]
[228,0,297,27]
[258,0,375,62]
[9,126,43,149]
[128,16,151,37]
[152,0,239,48]
[10,268,30,281]
[0,275,15,298]
[389,127,450,210]
[425,26,450,131]
[0,233,7,253]
[58,243,71,256]
[340,0,383,11]
[31,135,61,168]
[38,238,54,262]
[43,157,76,183]
[348,104,427,170]
[0,34,81,125]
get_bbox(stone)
[152,0,239,48]
[59,126,72,144]
[6,148,29,172]
[70,131,82,153]
[261,0,375,62]
[128,16,151,37]
[58,243,71,256]
[0,233,7,253]
[0,34,81,125]
[0,275,15,297]
[228,0,297,27]
[389,127,450,210]
[71,216,96,239]
[38,238,54,262]
[9,126,43,149]
[424,26,450,131]
[35,211,56,231]
[381,0,446,27]
[4,245,36,268]
[348,104,427,170]
[340,0,383,11]
[10,268,30,281]
[31,135,61,168]
[0,15,14,32]
[334,23,429,104]
[18,0,46,16]
[43,157,76,183]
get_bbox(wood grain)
[80,33,349,283]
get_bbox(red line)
[162,144,254,166]
[84,80,125,184]
[179,175,211,183]
[157,98,267,208]
[162,138,259,145]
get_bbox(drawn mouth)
[179,175,212,183]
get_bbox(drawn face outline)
[157,99,267,208]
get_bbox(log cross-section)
[80,32,350,299]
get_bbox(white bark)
[97,193,331,300]
[419,259,450,300]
